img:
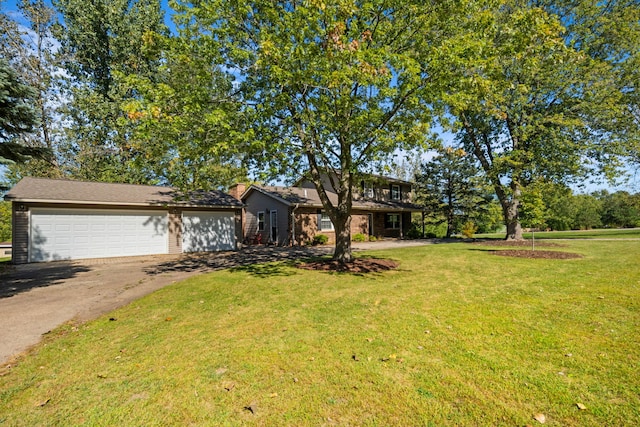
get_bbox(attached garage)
[182,211,236,252]
[29,208,168,262]
[5,177,244,264]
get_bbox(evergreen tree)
[415,148,491,238]
[0,59,42,163]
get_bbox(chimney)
[228,183,246,201]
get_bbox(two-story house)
[232,173,422,246]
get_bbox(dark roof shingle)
[244,185,422,211]
[4,177,243,208]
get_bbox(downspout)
[291,204,299,246]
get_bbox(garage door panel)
[30,209,168,262]
[182,211,236,252]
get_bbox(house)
[4,177,243,263]
[236,173,422,246]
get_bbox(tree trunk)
[503,182,523,240]
[333,212,353,263]
[505,207,523,240]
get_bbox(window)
[386,213,400,229]
[363,182,374,199]
[319,211,334,231]
[391,184,401,201]
[257,211,265,231]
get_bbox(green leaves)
[0,59,43,163]
[433,0,635,237]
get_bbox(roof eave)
[5,198,242,209]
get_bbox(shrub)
[461,221,478,239]
[369,235,377,242]
[312,234,329,245]
[406,222,423,239]
[352,233,367,242]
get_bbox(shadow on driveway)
[144,246,332,277]
[0,262,93,298]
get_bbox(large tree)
[534,0,640,166]
[177,0,455,262]
[435,1,632,239]
[121,27,249,190]
[1,0,64,181]
[52,0,167,183]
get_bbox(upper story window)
[363,181,374,199]
[391,184,401,201]
[257,211,265,231]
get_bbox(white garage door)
[182,211,236,252]
[30,208,168,262]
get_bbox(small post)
[532,229,535,252]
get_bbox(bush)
[406,222,423,239]
[369,235,377,242]
[312,234,329,245]
[352,233,367,242]
[461,221,478,239]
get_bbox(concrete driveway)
[0,240,434,365]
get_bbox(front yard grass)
[1,241,638,426]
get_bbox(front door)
[270,210,278,244]
[368,213,374,236]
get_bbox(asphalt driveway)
[0,240,435,365]
[0,246,333,365]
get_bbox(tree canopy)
[175,0,449,261]
[433,0,635,239]
[1,0,638,252]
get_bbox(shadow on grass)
[0,262,93,298]
[145,246,332,277]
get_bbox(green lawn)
[477,227,640,240]
[1,241,639,426]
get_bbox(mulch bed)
[472,239,562,247]
[472,239,582,259]
[297,258,399,273]
[490,250,583,259]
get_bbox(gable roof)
[242,185,422,212]
[4,177,243,209]
[293,171,413,187]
